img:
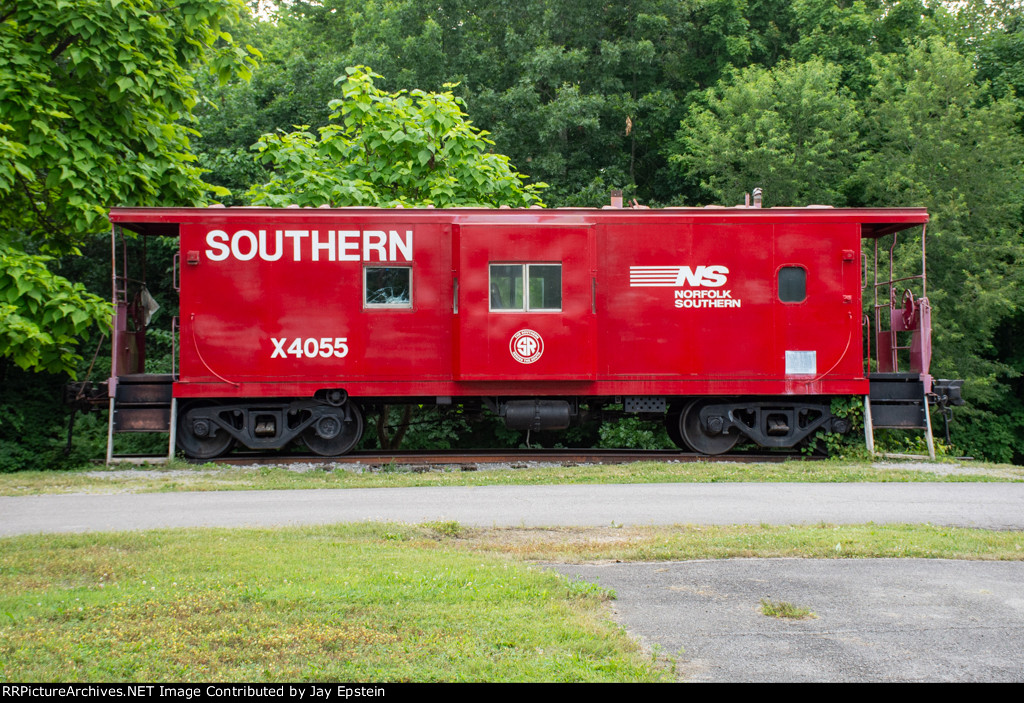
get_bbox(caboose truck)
[95,195,962,462]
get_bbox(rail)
[199,448,824,466]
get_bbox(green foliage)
[422,520,463,538]
[939,404,1024,465]
[858,39,1024,413]
[977,11,1024,125]
[0,0,258,253]
[0,365,94,473]
[760,598,816,619]
[670,58,863,206]
[190,13,335,202]
[0,0,260,470]
[247,67,545,208]
[870,429,952,459]
[0,0,258,379]
[0,245,109,376]
[0,360,173,474]
[354,404,528,452]
[598,416,672,450]
[788,0,946,94]
[805,397,868,459]
[952,309,1024,464]
[196,0,783,206]
[461,0,762,204]
[363,406,472,451]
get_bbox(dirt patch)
[453,526,653,562]
[872,461,1024,480]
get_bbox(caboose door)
[454,224,595,380]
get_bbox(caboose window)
[778,266,806,303]
[528,265,562,310]
[364,266,412,307]
[489,264,524,310]
[489,264,561,312]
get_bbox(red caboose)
[103,200,943,459]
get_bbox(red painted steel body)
[109,206,929,402]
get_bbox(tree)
[192,5,345,202]
[669,58,863,206]
[857,39,1024,460]
[977,9,1024,126]
[0,246,110,376]
[0,0,258,252]
[247,67,546,207]
[0,0,258,376]
[194,0,774,207]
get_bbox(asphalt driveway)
[2,482,1023,535]
[551,558,1024,682]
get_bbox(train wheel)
[176,403,235,460]
[665,402,691,450]
[680,401,739,455]
[302,402,363,456]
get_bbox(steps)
[864,373,935,459]
[106,374,177,463]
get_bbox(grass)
[760,599,817,620]
[0,523,664,683]
[1,521,1021,682]
[0,457,1020,496]
[442,523,1024,562]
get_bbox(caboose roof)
[109,206,928,239]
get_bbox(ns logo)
[629,265,730,288]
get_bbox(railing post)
[863,395,875,455]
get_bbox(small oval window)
[778,266,806,303]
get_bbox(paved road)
[3,482,1023,682]
[2,482,1023,535]
[551,559,1024,682]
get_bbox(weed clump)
[760,599,817,620]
